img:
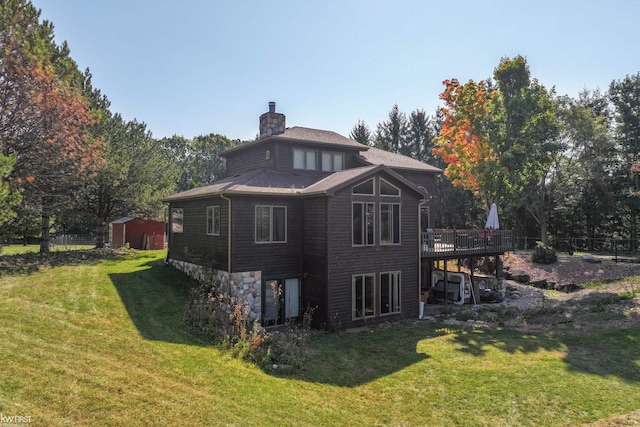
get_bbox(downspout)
[220,193,232,300]
[418,200,427,317]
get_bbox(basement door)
[262,277,301,326]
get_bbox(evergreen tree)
[349,119,372,145]
[374,104,407,153]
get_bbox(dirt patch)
[464,252,640,334]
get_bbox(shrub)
[183,271,315,372]
[532,241,557,264]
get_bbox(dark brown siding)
[326,172,421,329]
[225,143,275,177]
[301,196,329,326]
[396,170,438,227]
[167,196,229,270]
[230,195,303,276]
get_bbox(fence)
[515,236,638,254]
[50,234,96,250]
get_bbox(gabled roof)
[303,164,427,197]
[163,164,428,202]
[111,216,136,224]
[357,146,442,173]
[221,126,368,156]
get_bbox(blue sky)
[32,0,640,141]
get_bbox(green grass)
[0,244,94,255]
[1,250,639,426]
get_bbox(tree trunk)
[39,210,50,255]
[540,219,549,245]
[95,217,105,248]
[631,210,638,252]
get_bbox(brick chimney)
[259,101,286,138]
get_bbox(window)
[322,151,344,172]
[380,203,400,244]
[352,178,374,195]
[353,274,375,319]
[380,178,400,196]
[293,148,317,170]
[171,208,183,233]
[206,206,220,236]
[353,202,374,246]
[255,206,287,243]
[380,272,401,314]
[262,277,301,326]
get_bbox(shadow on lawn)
[109,257,201,346]
[0,248,127,275]
[449,318,640,383]
[296,313,640,386]
[108,256,640,385]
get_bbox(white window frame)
[352,273,375,320]
[206,205,220,236]
[322,151,344,172]
[255,205,287,244]
[380,178,401,196]
[293,148,317,170]
[352,202,375,246]
[380,202,401,245]
[171,208,183,233]
[352,178,375,195]
[380,271,401,315]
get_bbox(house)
[109,217,165,250]
[163,102,512,329]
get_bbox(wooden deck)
[421,229,513,258]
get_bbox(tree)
[432,78,495,205]
[0,153,21,229]
[406,109,435,161]
[0,23,99,253]
[549,91,616,249]
[434,56,560,242]
[161,133,235,192]
[77,92,177,247]
[374,104,408,153]
[610,73,640,249]
[349,119,372,145]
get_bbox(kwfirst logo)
[0,413,32,424]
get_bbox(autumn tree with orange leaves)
[434,56,559,242]
[1,1,102,253]
[432,78,500,208]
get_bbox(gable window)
[171,208,183,233]
[352,202,374,246]
[380,272,401,315]
[293,148,317,170]
[255,206,287,243]
[352,178,374,195]
[380,178,400,196]
[206,206,220,236]
[380,203,400,244]
[322,151,344,172]
[353,273,375,320]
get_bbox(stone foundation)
[166,258,262,321]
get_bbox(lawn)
[0,244,94,255]
[0,250,639,426]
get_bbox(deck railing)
[421,229,514,257]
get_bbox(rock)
[555,283,583,293]
[530,279,549,289]
[582,255,602,263]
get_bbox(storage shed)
[109,217,165,250]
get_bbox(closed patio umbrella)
[485,203,499,229]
